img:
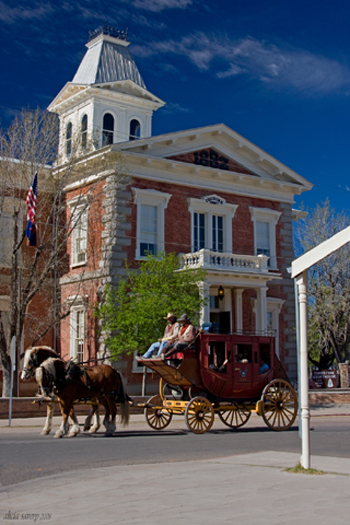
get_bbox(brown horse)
[37,358,130,438]
[21,346,82,436]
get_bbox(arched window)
[129,119,141,141]
[81,114,88,149]
[102,113,114,146]
[66,122,72,156]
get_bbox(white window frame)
[69,300,86,363]
[132,188,172,260]
[249,207,281,269]
[188,196,238,253]
[68,196,89,268]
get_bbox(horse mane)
[64,360,84,382]
[38,357,66,384]
[31,347,59,367]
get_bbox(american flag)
[25,173,38,246]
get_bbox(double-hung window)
[140,204,158,256]
[70,301,85,363]
[212,214,224,252]
[249,207,281,269]
[132,188,172,259]
[189,196,237,254]
[256,221,270,258]
[193,212,205,252]
[68,196,88,267]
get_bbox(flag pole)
[8,336,16,426]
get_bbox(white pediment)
[116,123,312,189]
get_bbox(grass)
[284,463,327,475]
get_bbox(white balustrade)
[180,248,269,273]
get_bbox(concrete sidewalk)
[1,451,349,525]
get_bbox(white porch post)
[297,270,310,469]
[256,286,268,333]
[200,281,210,327]
[235,288,244,332]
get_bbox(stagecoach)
[138,331,298,434]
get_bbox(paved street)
[1,406,349,524]
[0,410,350,487]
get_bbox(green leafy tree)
[97,253,207,358]
[295,199,350,366]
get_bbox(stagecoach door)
[233,343,256,386]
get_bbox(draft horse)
[21,346,103,436]
[21,346,82,436]
[37,358,130,438]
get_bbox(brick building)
[47,26,312,394]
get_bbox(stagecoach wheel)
[144,395,173,430]
[185,396,214,434]
[218,405,251,428]
[261,379,297,431]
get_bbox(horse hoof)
[41,429,51,435]
[54,432,64,438]
[83,425,90,432]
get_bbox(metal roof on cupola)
[72,25,147,88]
[48,24,164,115]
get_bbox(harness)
[54,361,126,403]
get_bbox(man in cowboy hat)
[141,313,180,359]
[162,313,196,358]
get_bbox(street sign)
[310,369,337,389]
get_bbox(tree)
[0,108,127,396]
[96,252,207,358]
[295,199,350,366]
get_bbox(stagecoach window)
[260,343,271,367]
[208,342,226,369]
[235,344,252,363]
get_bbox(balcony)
[180,248,270,274]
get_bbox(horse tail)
[116,370,130,427]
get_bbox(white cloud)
[0,2,53,23]
[138,32,350,95]
[162,102,191,114]
[125,0,193,12]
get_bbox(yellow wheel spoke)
[218,406,251,429]
[185,397,214,434]
[261,380,297,431]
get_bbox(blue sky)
[1,0,350,214]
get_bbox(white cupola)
[48,25,165,159]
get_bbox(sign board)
[310,369,338,389]
[10,336,16,371]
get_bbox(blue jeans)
[143,340,167,358]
